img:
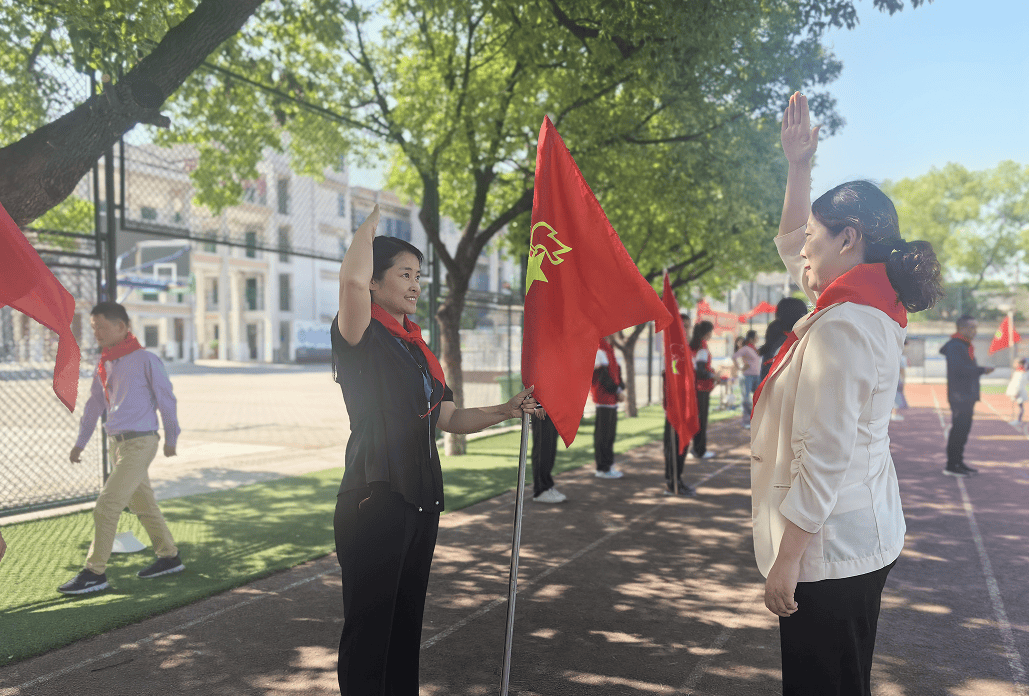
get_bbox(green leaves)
[885,160,1029,288]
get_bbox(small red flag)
[522,117,672,446]
[988,315,1021,354]
[660,273,699,453]
[0,201,81,411]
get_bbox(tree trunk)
[0,0,265,226]
[438,287,467,455]
[614,324,648,417]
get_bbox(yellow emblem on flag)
[526,221,571,292]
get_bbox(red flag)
[522,117,672,446]
[660,273,699,453]
[989,315,1021,354]
[0,201,81,411]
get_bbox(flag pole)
[671,426,678,495]
[500,411,531,696]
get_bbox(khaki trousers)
[84,434,177,574]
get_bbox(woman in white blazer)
[752,92,944,696]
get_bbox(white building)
[85,144,517,363]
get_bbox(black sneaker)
[137,554,185,579]
[943,467,971,478]
[58,569,109,595]
[664,479,698,497]
[959,464,979,475]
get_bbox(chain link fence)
[1,232,107,517]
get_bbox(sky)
[351,1,1029,195]
[810,0,1029,194]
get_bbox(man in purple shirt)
[59,302,184,595]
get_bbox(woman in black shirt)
[332,204,540,695]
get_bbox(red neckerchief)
[370,303,446,417]
[599,338,620,386]
[950,333,975,361]
[753,263,907,410]
[694,339,715,391]
[98,333,144,402]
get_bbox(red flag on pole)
[660,273,699,453]
[522,117,672,446]
[0,201,81,411]
[989,314,1021,354]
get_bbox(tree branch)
[0,0,266,226]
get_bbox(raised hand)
[781,92,820,165]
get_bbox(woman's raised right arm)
[779,92,820,237]
[337,204,380,346]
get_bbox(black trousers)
[690,390,711,457]
[334,488,439,696]
[594,406,618,471]
[531,415,559,496]
[947,406,975,469]
[779,561,895,696]
[663,419,686,482]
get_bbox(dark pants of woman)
[594,406,618,471]
[531,415,559,496]
[778,561,895,696]
[334,488,440,696]
[663,419,686,483]
[690,390,711,457]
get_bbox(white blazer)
[750,226,906,582]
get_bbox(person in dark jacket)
[332,204,541,695]
[940,315,994,477]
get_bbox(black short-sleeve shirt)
[330,316,453,512]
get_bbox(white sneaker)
[890,413,904,421]
[686,451,696,459]
[595,468,624,479]
[701,451,715,459]
[1009,420,1023,426]
[533,488,566,503]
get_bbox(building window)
[278,226,291,262]
[243,178,267,205]
[245,230,258,258]
[206,278,219,308]
[280,320,291,361]
[245,277,260,311]
[141,206,158,221]
[337,193,346,217]
[472,262,490,291]
[339,237,349,259]
[143,326,159,347]
[142,291,160,302]
[277,177,290,215]
[279,274,291,312]
[201,229,218,253]
[352,208,369,233]
[382,216,412,242]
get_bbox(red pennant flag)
[522,117,672,446]
[989,315,1021,354]
[660,273,699,453]
[0,201,81,411]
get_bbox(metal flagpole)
[500,411,531,696]
[671,426,678,495]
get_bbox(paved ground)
[1,385,1026,695]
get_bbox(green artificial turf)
[0,403,735,666]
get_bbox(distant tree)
[885,160,1029,291]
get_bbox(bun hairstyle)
[372,236,423,281]
[811,181,944,313]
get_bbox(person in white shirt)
[1006,357,1029,426]
[752,91,944,696]
[732,329,761,428]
